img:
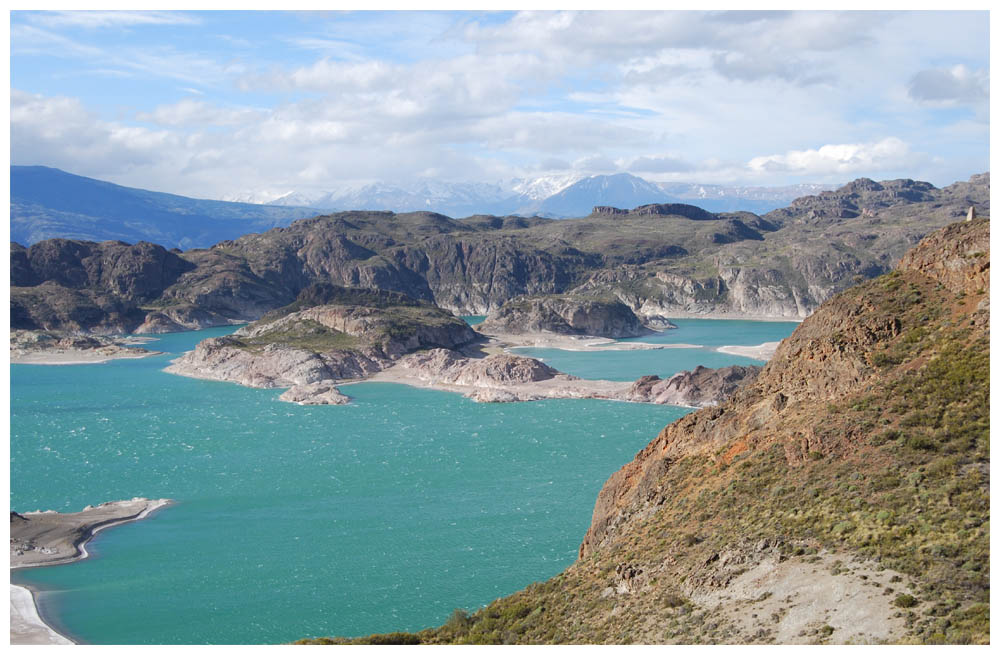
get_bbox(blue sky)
[9,9,991,200]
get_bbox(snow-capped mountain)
[222,174,839,218]
[509,173,585,201]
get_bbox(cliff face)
[307,218,989,645]
[10,174,989,333]
[478,295,652,338]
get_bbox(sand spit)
[716,341,780,361]
[10,498,173,645]
[367,357,633,403]
[10,350,161,365]
[481,331,701,352]
[10,330,162,365]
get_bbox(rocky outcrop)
[165,285,478,397]
[626,365,761,408]
[579,218,990,559]
[278,382,350,405]
[478,295,653,338]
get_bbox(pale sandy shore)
[10,349,162,365]
[649,312,804,323]
[716,341,781,361]
[479,331,702,352]
[366,365,633,402]
[10,498,173,645]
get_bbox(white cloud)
[137,99,263,127]
[747,138,916,176]
[908,65,989,105]
[24,11,200,29]
[628,155,695,174]
[11,89,180,176]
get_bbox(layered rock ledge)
[478,294,669,339]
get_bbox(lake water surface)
[10,319,796,644]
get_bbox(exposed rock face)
[626,365,761,408]
[478,295,652,338]
[279,382,350,405]
[390,348,560,392]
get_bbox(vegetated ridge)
[297,217,989,644]
[10,174,989,335]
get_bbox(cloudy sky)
[10,9,991,200]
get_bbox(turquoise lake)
[10,319,797,644]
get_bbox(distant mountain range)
[10,166,320,249]
[11,166,837,249]
[226,172,838,218]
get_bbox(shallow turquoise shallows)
[10,319,797,645]
[512,319,798,381]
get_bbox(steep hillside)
[301,218,989,645]
[10,174,988,334]
[11,166,319,249]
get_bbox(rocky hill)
[477,294,655,338]
[10,174,989,334]
[299,217,989,644]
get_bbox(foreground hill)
[10,166,319,249]
[299,217,989,644]
[10,174,988,334]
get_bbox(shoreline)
[478,330,703,352]
[10,498,173,645]
[715,341,780,361]
[10,350,162,365]
[644,313,804,323]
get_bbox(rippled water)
[10,319,796,644]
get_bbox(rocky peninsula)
[10,329,161,365]
[165,284,761,407]
[10,498,173,645]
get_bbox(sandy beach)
[716,341,780,361]
[366,364,634,403]
[10,349,162,365]
[10,497,173,645]
[10,331,162,365]
[479,331,702,352]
